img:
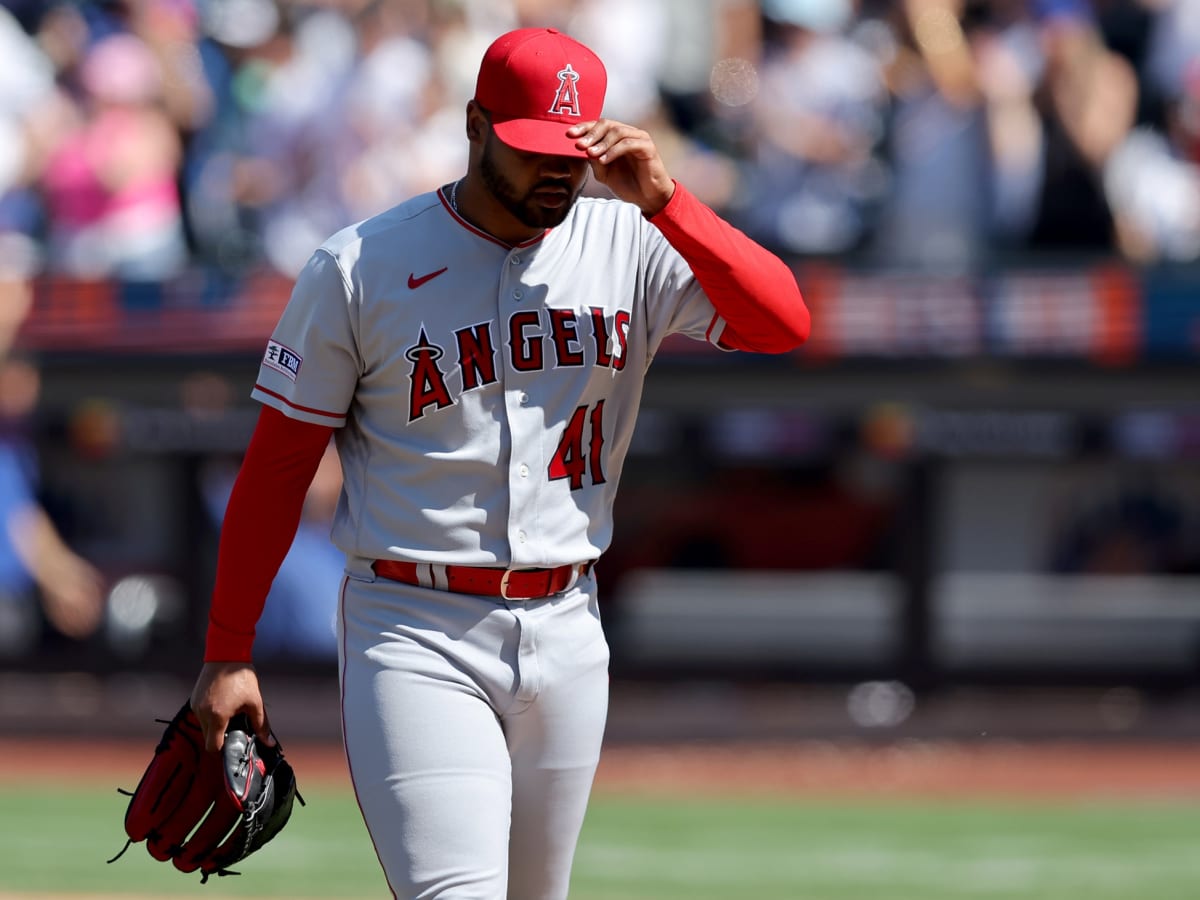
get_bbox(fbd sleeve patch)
[263,340,303,381]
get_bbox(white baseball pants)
[338,569,610,899]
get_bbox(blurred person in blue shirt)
[740,0,890,256]
[0,353,105,657]
[200,439,343,661]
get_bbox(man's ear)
[465,101,486,143]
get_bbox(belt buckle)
[499,569,517,601]
[499,568,544,601]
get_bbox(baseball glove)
[108,701,302,882]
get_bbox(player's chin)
[521,196,574,228]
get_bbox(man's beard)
[480,135,582,230]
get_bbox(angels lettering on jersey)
[406,306,630,423]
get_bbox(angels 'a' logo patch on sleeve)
[263,340,303,381]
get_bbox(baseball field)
[2,737,1199,899]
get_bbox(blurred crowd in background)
[0,0,1198,288]
[1,0,1200,665]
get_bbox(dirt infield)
[593,740,1200,800]
[4,736,1200,801]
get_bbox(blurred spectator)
[738,0,890,256]
[1142,0,1200,109]
[335,0,462,224]
[189,3,368,277]
[970,0,1048,247]
[866,0,999,269]
[182,0,288,278]
[37,29,189,279]
[655,0,762,152]
[1023,0,1139,253]
[569,0,669,125]
[1102,1,1200,262]
[569,0,744,209]
[0,4,58,275]
[119,0,215,136]
[1094,0,1157,81]
[1104,73,1200,262]
[232,6,361,277]
[0,352,106,657]
[201,440,344,660]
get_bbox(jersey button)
[510,256,521,265]
[517,531,527,543]
[512,289,523,301]
[519,392,529,404]
[519,464,529,478]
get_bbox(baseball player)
[188,27,810,899]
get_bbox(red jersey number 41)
[548,401,606,490]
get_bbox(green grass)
[4,787,386,898]
[573,795,1200,900]
[2,787,1198,899]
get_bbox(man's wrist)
[204,618,255,662]
[641,179,678,219]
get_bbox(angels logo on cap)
[474,28,607,158]
[549,64,581,118]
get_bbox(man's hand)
[569,119,676,217]
[189,661,274,752]
[12,505,106,638]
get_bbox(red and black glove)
[109,702,302,882]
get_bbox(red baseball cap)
[474,27,607,158]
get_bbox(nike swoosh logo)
[408,267,448,289]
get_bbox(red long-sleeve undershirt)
[648,182,810,353]
[204,406,333,662]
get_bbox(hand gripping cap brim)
[475,27,607,157]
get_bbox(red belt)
[371,559,590,600]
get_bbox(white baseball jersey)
[252,187,728,569]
